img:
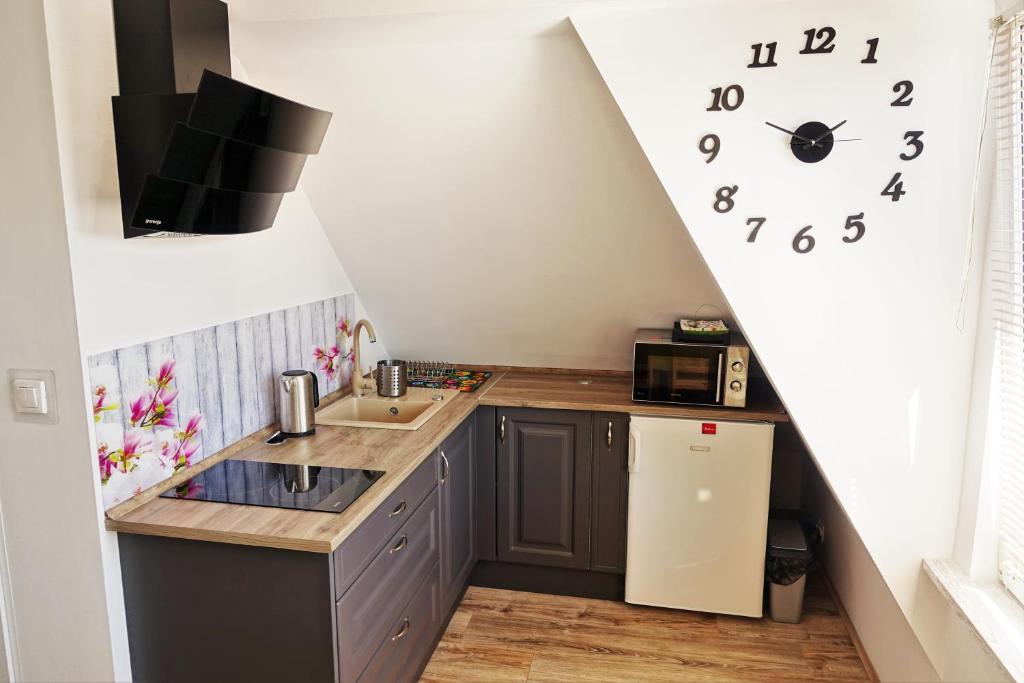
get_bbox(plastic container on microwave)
[672,320,731,345]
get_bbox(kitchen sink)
[316,385,460,431]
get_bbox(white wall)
[232,11,730,371]
[22,2,387,677]
[572,0,991,678]
[0,1,120,680]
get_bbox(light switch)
[14,379,47,414]
[8,369,58,424]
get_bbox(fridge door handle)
[628,423,640,473]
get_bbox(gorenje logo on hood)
[144,219,163,225]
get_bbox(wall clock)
[698,27,921,254]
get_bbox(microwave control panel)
[724,346,749,408]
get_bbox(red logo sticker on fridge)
[702,423,717,435]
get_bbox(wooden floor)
[420,573,871,682]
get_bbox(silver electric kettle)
[278,370,319,436]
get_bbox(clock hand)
[812,119,848,145]
[764,121,817,147]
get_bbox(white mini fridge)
[625,415,774,617]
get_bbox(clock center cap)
[791,121,835,164]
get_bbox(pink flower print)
[110,428,153,474]
[161,411,204,472]
[150,387,177,427]
[337,318,351,338]
[97,442,113,484]
[122,429,153,460]
[182,412,204,440]
[314,345,342,381]
[130,388,154,426]
[177,439,199,467]
[155,359,175,388]
[92,385,119,423]
[130,386,178,429]
[174,479,203,499]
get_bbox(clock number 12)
[799,27,836,54]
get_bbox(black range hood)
[110,0,331,238]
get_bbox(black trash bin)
[765,519,813,623]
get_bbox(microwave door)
[636,343,724,405]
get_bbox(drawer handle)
[440,451,450,484]
[391,617,410,641]
[499,415,506,443]
[389,535,408,554]
[607,421,613,449]
[388,500,407,518]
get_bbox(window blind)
[994,15,1024,605]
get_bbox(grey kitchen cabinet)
[495,407,593,570]
[438,413,477,613]
[119,451,453,683]
[590,413,629,574]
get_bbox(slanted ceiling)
[231,7,728,370]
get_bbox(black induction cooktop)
[159,459,386,514]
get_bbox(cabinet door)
[439,415,477,612]
[496,408,592,569]
[591,413,629,574]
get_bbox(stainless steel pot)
[376,359,408,398]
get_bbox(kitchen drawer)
[337,489,439,683]
[334,453,437,594]
[357,562,442,683]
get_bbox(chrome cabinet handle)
[607,421,613,449]
[440,450,450,484]
[389,535,408,554]
[388,500,407,518]
[500,415,506,443]
[391,618,410,641]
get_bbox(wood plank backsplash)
[88,294,356,510]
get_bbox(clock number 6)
[746,217,766,243]
[843,212,866,243]
[713,185,738,213]
[901,131,924,161]
[707,85,744,112]
[699,134,721,163]
[792,225,816,254]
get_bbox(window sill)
[924,559,1024,681]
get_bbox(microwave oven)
[632,329,749,408]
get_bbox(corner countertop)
[105,368,787,553]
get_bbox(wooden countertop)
[477,371,788,423]
[106,369,786,552]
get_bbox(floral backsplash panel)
[89,294,356,510]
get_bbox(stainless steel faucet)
[351,319,377,398]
